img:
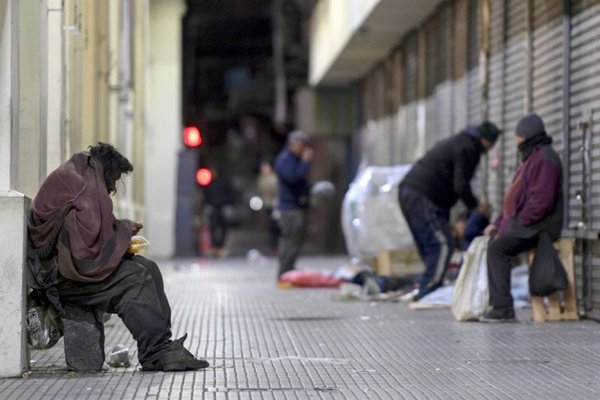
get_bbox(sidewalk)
[2,256,600,399]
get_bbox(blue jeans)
[398,186,454,300]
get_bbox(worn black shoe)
[480,307,516,323]
[141,333,210,371]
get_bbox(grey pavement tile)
[2,256,600,399]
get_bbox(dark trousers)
[487,234,538,308]
[57,255,172,364]
[209,206,227,248]
[398,187,454,299]
[277,209,307,277]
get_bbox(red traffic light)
[196,168,213,186]
[183,126,202,147]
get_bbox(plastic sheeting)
[341,165,414,261]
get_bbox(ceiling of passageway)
[318,0,445,85]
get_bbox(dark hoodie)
[400,126,484,214]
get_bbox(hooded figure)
[481,113,564,322]
[27,143,210,371]
[399,122,501,301]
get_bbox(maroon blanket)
[28,152,132,282]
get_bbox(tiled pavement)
[2,256,600,399]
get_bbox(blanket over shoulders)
[28,152,132,282]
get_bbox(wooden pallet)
[373,249,424,276]
[530,239,578,322]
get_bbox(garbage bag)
[26,291,64,349]
[341,164,413,261]
[529,232,568,296]
[279,270,343,288]
[451,236,490,321]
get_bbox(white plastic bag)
[451,236,491,321]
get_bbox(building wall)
[145,0,184,258]
[352,0,600,319]
[0,0,149,212]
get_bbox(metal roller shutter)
[569,0,600,317]
[569,0,600,231]
[435,4,453,143]
[402,33,419,162]
[500,0,526,193]
[372,67,392,166]
[390,49,403,165]
[467,0,482,126]
[452,0,469,133]
[486,0,506,215]
[531,0,564,148]
[425,16,440,151]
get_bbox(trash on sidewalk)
[408,264,531,311]
[341,164,415,263]
[107,344,130,368]
[246,249,269,266]
[332,282,403,302]
[278,269,343,288]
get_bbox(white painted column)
[0,0,30,377]
[42,0,65,174]
[145,0,184,258]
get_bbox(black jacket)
[400,128,484,214]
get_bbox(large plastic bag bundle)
[341,164,413,261]
[451,236,490,321]
[26,291,63,349]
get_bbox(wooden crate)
[530,239,578,322]
[373,249,424,276]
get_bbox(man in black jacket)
[399,122,501,301]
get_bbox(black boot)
[480,307,516,323]
[142,333,210,371]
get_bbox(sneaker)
[400,288,419,303]
[142,333,210,371]
[480,307,516,323]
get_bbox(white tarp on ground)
[341,164,414,261]
[419,265,531,308]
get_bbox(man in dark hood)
[27,142,209,371]
[481,113,563,322]
[399,122,501,301]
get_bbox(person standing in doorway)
[399,122,501,301]
[274,130,313,279]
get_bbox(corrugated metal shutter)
[467,0,482,126]
[435,4,453,146]
[372,66,392,166]
[466,0,485,205]
[532,0,564,148]
[500,0,526,194]
[569,0,600,317]
[402,32,419,163]
[569,0,600,230]
[390,49,403,165]
[424,16,439,151]
[486,0,506,215]
[452,0,469,133]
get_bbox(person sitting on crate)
[481,113,564,322]
[26,142,209,371]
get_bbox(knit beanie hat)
[477,121,501,144]
[287,130,309,144]
[515,113,546,139]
